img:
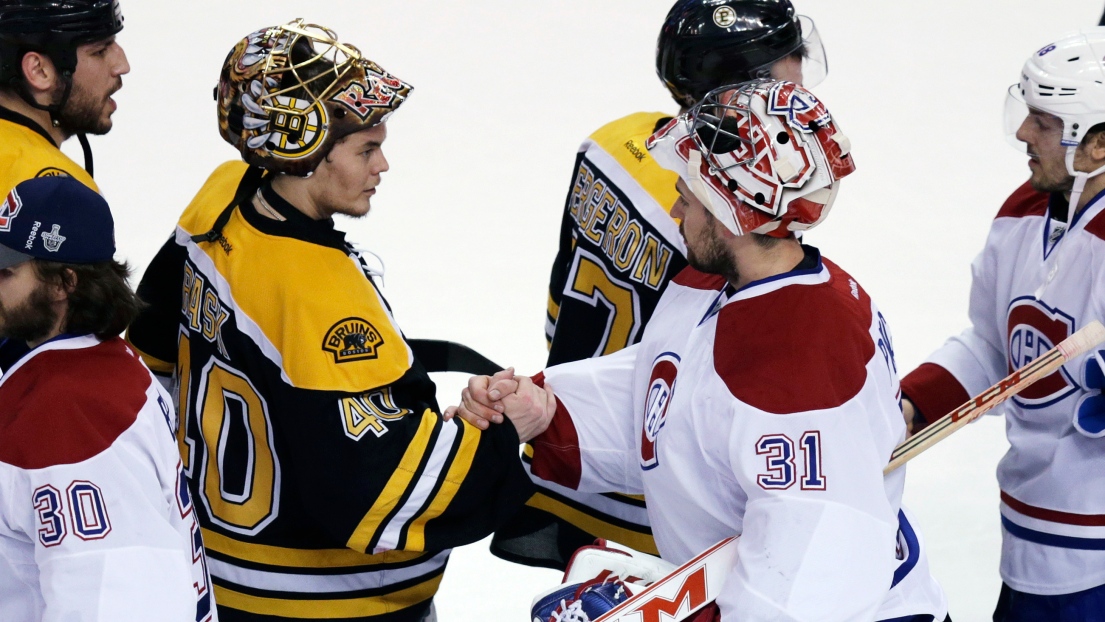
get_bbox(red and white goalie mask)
[647,80,855,237]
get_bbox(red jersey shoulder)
[0,337,153,469]
[1084,206,1105,242]
[713,258,875,414]
[671,266,727,291]
[995,181,1048,220]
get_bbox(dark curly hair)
[32,259,146,340]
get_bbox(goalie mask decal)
[330,65,408,122]
[647,79,855,237]
[217,19,413,176]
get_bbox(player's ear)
[1085,130,1105,163]
[20,51,59,94]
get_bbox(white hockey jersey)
[902,182,1105,596]
[0,335,215,622]
[530,248,948,621]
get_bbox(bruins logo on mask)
[323,317,384,363]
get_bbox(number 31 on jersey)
[755,432,826,491]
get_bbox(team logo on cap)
[41,225,66,252]
[323,317,385,363]
[0,190,22,232]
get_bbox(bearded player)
[499,0,831,571]
[453,80,949,621]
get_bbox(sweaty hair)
[32,259,146,340]
[787,42,809,64]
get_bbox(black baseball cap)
[0,176,115,270]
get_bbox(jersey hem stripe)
[1001,491,1105,526]
[203,528,429,569]
[212,572,442,618]
[1001,516,1105,550]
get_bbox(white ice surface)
[71,1,1103,619]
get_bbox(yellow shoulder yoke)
[588,112,679,214]
[183,163,410,393]
[0,120,98,194]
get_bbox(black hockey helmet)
[0,0,124,85]
[656,0,826,108]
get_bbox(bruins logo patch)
[35,167,70,178]
[323,317,384,363]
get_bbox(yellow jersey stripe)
[588,112,679,216]
[547,293,560,321]
[526,492,659,556]
[202,529,427,569]
[213,572,442,618]
[404,420,481,550]
[347,411,438,552]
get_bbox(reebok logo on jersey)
[0,189,23,232]
[624,139,648,162]
[323,317,385,363]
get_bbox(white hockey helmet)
[646,79,854,237]
[1004,28,1105,153]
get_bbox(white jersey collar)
[726,247,829,304]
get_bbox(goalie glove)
[1075,349,1105,438]
[530,540,676,622]
[530,575,632,622]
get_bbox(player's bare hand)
[443,368,516,429]
[902,398,917,436]
[499,376,557,443]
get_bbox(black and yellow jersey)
[0,106,97,195]
[127,161,532,622]
[492,112,688,569]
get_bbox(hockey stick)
[885,320,1105,474]
[586,321,1105,622]
[408,339,503,375]
[593,537,739,622]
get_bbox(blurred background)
[76,1,1103,619]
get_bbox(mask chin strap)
[1036,148,1105,298]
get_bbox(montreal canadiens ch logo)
[1007,297,1080,408]
[641,352,680,470]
